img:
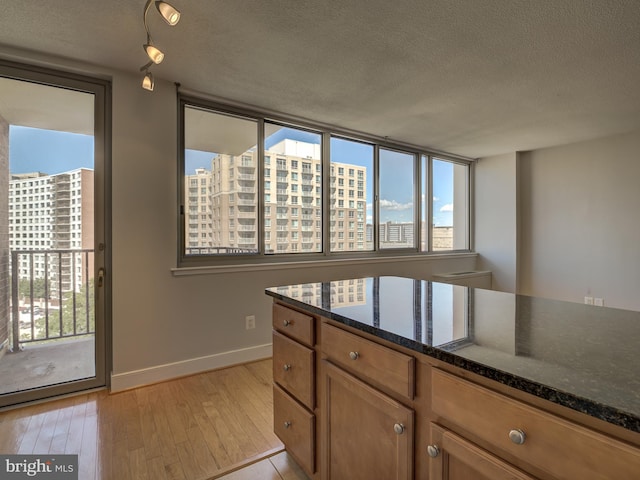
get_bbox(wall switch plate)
[245,315,256,330]
[584,296,594,305]
[594,298,604,307]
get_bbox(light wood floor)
[0,359,291,480]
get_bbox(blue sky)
[9,126,94,174]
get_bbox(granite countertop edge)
[267,290,640,434]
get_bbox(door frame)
[0,58,111,408]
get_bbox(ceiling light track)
[139,0,181,91]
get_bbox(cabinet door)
[323,361,413,480]
[428,423,536,480]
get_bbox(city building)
[184,140,369,254]
[9,168,94,294]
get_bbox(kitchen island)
[267,276,640,480]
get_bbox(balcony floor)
[0,336,95,395]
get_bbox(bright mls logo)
[0,455,77,479]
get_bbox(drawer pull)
[509,429,526,445]
[427,445,440,458]
[283,363,292,371]
[284,421,291,429]
[393,423,405,435]
[283,319,291,327]
[349,351,360,360]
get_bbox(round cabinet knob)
[284,421,291,429]
[509,429,526,445]
[349,351,359,360]
[393,423,405,435]
[427,445,440,458]
[283,319,291,327]
[283,364,291,371]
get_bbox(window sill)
[171,252,478,277]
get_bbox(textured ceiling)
[1,0,640,158]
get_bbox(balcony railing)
[9,249,95,353]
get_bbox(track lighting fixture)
[155,1,181,26]
[142,71,155,91]
[139,0,180,91]
[144,42,164,64]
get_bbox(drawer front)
[321,322,415,400]
[273,384,315,475]
[273,330,315,409]
[273,303,315,346]
[431,368,640,480]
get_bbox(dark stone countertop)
[266,276,640,433]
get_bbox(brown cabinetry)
[272,303,316,476]
[321,323,415,480]
[323,361,414,480]
[430,368,640,480]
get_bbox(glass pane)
[432,158,469,251]
[264,124,322,254]
[184,107,258,255]
[379,148,415,249]
[2,76,97,397]
[330,137,373,252]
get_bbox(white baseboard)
[110,343,272,393]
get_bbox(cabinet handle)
[283,319,291,327]
[427,445,440,458]
[509,429,526,445]
[349,351,359,360]
[284,421,291,429]
[393,423,405,435]
[283,364,291,371]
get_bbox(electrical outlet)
[584,296,594,305]
[594,298,604,307]
[245,315,256,330]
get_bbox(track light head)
[155,1,180,26]
[144,43,164,64]
[142,71,155,91]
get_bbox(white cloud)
[433,196,440,202]
[379,199,413,211]
[440,203,454,212]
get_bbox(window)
[183,107,258,255]
[179,98,471,266]
[379,148,415,250]
[264,122,322,255]
[432,158,469,251]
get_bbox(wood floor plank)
[146,456,168,480]
[49,404,75,453]
[164,461,187,480]
[0,359,281,480]
[17,410,48,453]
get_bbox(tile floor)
[214,451,309,480]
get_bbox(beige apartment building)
[185,140,368,254]
[9,168,94,294]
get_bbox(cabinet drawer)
[431,368,640,480]
[321,322,415,400]
[273,384,315,476]
[273,330,315,409]
[273,303,315,347]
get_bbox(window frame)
[178,94,473,268]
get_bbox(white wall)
[518,129,640,311]
[475,152,518,292]
[477,129,640,311]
